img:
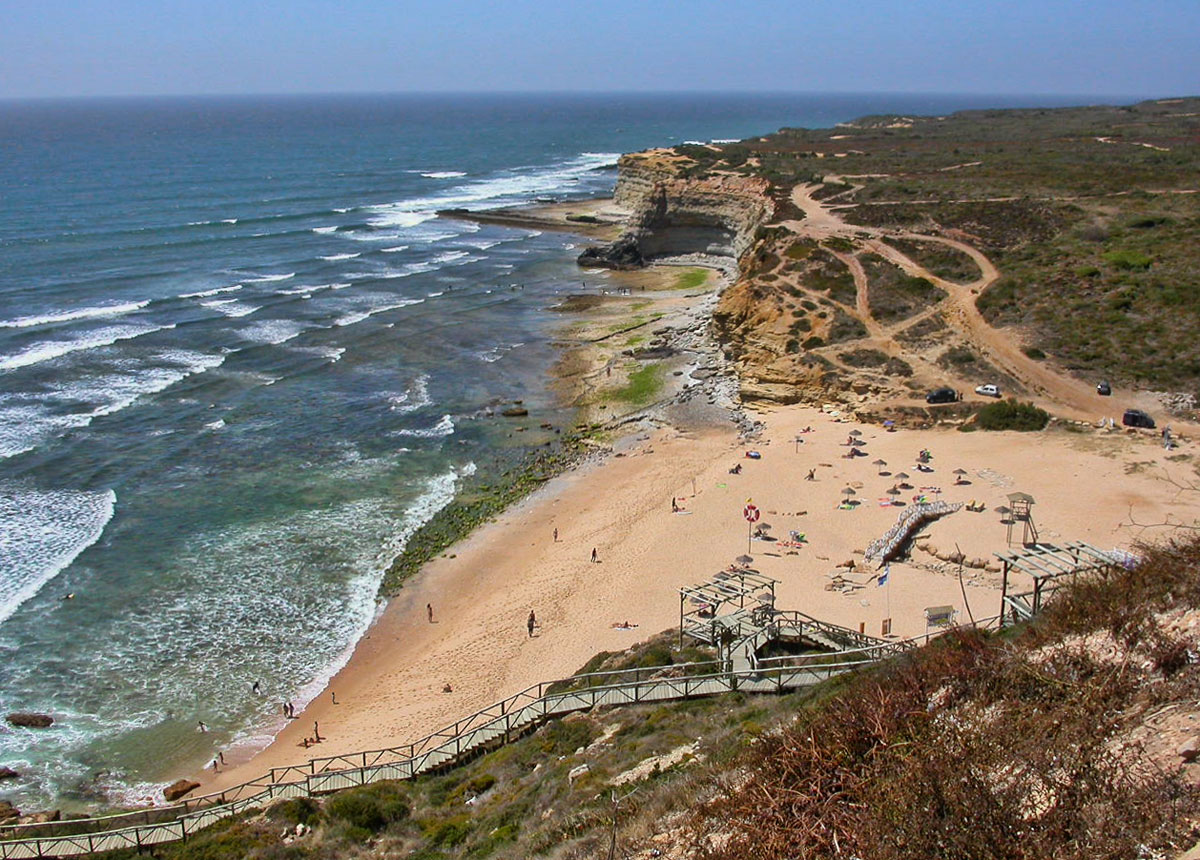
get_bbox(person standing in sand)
[313,721,322,742]
[527,610,537,637]
[427,603,434,623]
[590,547,598,563]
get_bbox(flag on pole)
[878,564,890,587]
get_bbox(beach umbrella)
[895,471,910,480]
[736,554,754,565]
[953,468,969,484]
[873,458,888,474]
[887,486,902,496]
[848,429,862,437]
[883,420,895,427]
[842,487,856,498]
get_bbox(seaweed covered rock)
[577,234,644,270]
[6,713,53,729]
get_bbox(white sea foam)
[333,207,353,214]
[201,299,261,318]
[426,290,445,298]
[0,301,150,330]
[319,253,360,261]
[0,324,173,373]
[332,298,424,327]
[241,272,295,283]
[394,413,455,438]
[204,418,226,431]
[420,171,467,179]
[236,319,308,345]
[478,342,525,364]
[387,374,431,414]
[0,486,116,626]
[311,226,338,234]
[179,285,243,299]
[276,281,349,296]
[380,245,410,253]
[364,152,619,233]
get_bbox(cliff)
[580,149,775,267]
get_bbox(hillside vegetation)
[691,98,1200,401]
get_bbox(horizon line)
[0,88,1177,106]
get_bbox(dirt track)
[783,184,1161,422]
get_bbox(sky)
[1,0,1197,100]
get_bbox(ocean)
[0,91,1112,810]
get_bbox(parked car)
[925,387,959,404]
[1122,408,1156,429]
[1097,380,1112,396]
[974,383,1001,398]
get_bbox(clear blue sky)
[2,0,1196,100]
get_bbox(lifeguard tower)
[1005,491,1038,546]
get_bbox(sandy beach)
[203,389,1200,792]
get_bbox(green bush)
[802,336,825,350]
[1102,249,1152,270]
[325,781,411,832]
[1023,346,1046,360]
[974,399,1050,431]
[265,796,321,827]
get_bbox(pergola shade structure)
[996,541,1122,625]
[679,569,778,647]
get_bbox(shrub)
[974,399,1049,431]
[1102,249,1153,270]
[802,336,825,350]
[325,781,411,832]
[1023,345,1046,360]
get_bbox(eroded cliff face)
[612,150,775,261]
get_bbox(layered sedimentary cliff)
[579,149,775,267]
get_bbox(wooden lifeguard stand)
[1006,491,1037,546]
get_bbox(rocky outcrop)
[578,150,775,269]
[164,779,200,802]
[0,766,19,780]
[6,713,53,729]
[577,234,644,269]
[613,150,775,260]
[0,801,18,824]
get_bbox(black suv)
[1122,409,1156,429]
[1097,380,1112,396]
[925,387,958,404]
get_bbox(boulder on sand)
[0,801,19,824]
[6,713,53,729]
[577,235,645,270]
[18,810,60,825]
[163,779,201,803]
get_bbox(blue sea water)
[0,91,1113,809]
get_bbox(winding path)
[782,183,1142,421]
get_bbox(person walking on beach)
[331,691,338,705]
[590,547,598,563]
[671,497,678,512]
[806,469,816,481]
[252,680,261,696]
[553,527,558,542]
[427,602,434,623]
[218,752,226,766]
[313,721,322,742]
[527,610,537,637]
[197,720,207,733]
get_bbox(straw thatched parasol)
[873,458,888,475]
[848,429,863,436]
